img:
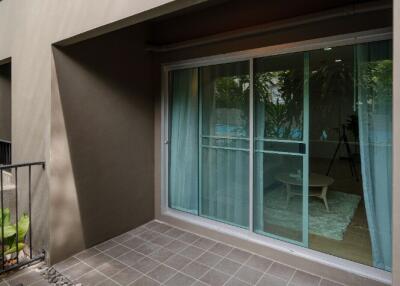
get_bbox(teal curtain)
[199,62,250,228]
[357,40,392,271]
[169,68,199,214]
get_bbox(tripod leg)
[343,133,359,180]
[326,137,342,176]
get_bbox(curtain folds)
[357,41,392,271]
[169,68,199,214]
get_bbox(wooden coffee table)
[275,173,334,212]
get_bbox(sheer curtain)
[169,68,199,214]
[199,62,250,228]
[357,40,392,271]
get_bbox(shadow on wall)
[51,23,156,261]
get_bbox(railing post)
[14,168,18,264]
[1,170,4,270]
[28,165,32,259]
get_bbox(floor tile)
[196,251,223,267]
[214,258,241,275]
[53,256,80,272]
[74,247,100,260]
[96,239,119,251]
[96,259,126,276]
[148,248,174,262]
[123,237,146,249]
[289,270,321,286]
[151,223,172,233]
[147,264,177,283]
[182,261,210,279]
[179,232,201,244]
[151,234,173,246]
[130,276,160,286]
[179,245,205,260]
[145,221,162,229]
[164,272,196,286]
[164,254,192,270]
[113,233,133,243]
[192,281,209,286]
[117,250,145,266]
[134,242,160,255]
[267,262,296,282]
[139,231,160,241]
[83,253,111,268]
[97,278,120,286]
[62,262,93,280]
[256,274,287,286]
[319,279,344,286]
[164,227,187,238]
[77,270,107,285]
[193,237,216,250]
[7,271,43,286]
[208,243,233,256]
[226,248,252,264]
[200,269,230,286]
[164,239,189,252]
[245,255,272,272]
[235,266,263,285]
[111,267,142,285]
[131,256,160,274]
[104,244,131,258]
[226,278,251,286]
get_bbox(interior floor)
[309,157,372,266]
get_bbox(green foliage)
[255,69,303,139]
[359,59,392,99]
[0,209,30,258]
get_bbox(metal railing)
[0,140,11,166]
[0,161,45,274]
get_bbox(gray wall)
[0,62,11,142]
[52,24,155,262]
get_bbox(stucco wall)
[0,0,205,264]
[51,24,156,263]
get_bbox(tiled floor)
[0,263,53,286]
[2,220,347,286]
[59,220,347,286]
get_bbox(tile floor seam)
[90,230,211,286]
[221,249,253,286]
[286,267,298,286]
[66,220,347,286]
[74,250,140,285]
[75,256,124,286]
[142,221,291,286]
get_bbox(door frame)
[160,27,392,283]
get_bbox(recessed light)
[324,47,332,51]
[335,59,342,63]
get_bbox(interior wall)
[51,24,155,263]
[0,62,11,141]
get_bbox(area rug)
[263,188,361,240]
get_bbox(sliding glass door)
[199,62,250,228]
[167,38,392,271]
[253,53,309,246]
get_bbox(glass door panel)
[253,53,309,246]
[199,61,250,228]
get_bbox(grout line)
[60,220,345,286]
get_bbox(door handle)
[298,143,306,154]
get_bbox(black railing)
[0,161,45,274]
[0,140,11,165]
